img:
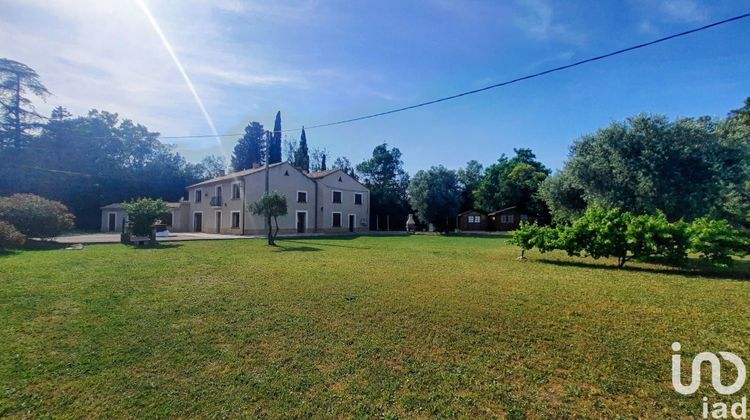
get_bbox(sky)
[1,0,748,173]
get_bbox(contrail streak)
[135,0,222,147]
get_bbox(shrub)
[687,218,749,266]
[122,198,170,236]
[627,212,689,266]
[250,191,288,246]
[0,220,26,249]
[511,207,691,268]
[0,194,75,239]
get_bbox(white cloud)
[659,0,707,23]
[514,0,586,45]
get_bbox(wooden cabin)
[456,210,488,231]
[487,206,529,231]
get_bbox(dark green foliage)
[231,122,266,171]
[0,193,74,238]
[543,112,750,226]
[0,220,25,249]
[122,198,170,236]
[268,111,282,164]
[250,191,288,245]
[687,218,749,266]
[513,207,693,268]
[320,154,326,171]
[293,128,310,172]
[356,143,411,230]
[0,107,203,228]
[198,155,227,179]
[457,160,483,211]
[474,148,549,216]
[407,165,462,232]
[332,156,357,180]
[0,58,50,148]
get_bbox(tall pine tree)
[320,153,327,171]
[293,127,310,172]
[231,121,265,172]
[268,111,282,164]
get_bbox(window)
[468,215,480,224]
[297,191,307,203]
[195,189,202,203]
[231,211,240,228]
[520,214,528,222]
[354,193,363,205]
[332,212,342,227]
[332,191,342,203]
[500,214,515,223]
[232,184,240,200]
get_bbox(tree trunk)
[266,215,274,246]
[273,216,280,242]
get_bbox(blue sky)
[1,0,748,173]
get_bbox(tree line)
[2,56,749,237]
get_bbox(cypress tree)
[321,153,327,171]
[293,127,310,172]
[268,111,282,164]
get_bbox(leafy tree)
[283,136,297,164]
[0,58,50,148]
[250,191,288,245]
[687,217,749,266]
[310,147,328,172]
[407,165,462,233]
[457,160,483,211]
[544,114,750,226]
[730,97,750,129]
[626,212,689,266]
[268,111,282,164]
[356,143,410,229]
[474,148,549,215]
[122,198,170,236]
[198,154,227,179]
[538,168,587,224]
[0,193,74,238]
[332,157,357,180]
[0,220,25,249]
[293,127,310,172]
[231,122,265,171]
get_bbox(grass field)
[1,235,749,418]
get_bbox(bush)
[0,194,75,239]
[512,207,691,268]
[0,220,26,249]
[687,218,749,266]
[627,212,689,266]
[122,198,170,236]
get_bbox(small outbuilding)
[456,209,488,231]
[487,206,529,231]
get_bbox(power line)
[155,12,750,140]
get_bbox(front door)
[194,213,202,232]
[348,214,355,232]
[297,212,306,233]
[215,211,222,233]
[108,213,116,232]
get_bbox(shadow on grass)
[537,258,750,281]
[279,239,370,250]
[273,244,322,252]
[130,242,184,250]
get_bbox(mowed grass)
[1,235,749,418]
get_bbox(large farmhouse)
[101,162,370,235]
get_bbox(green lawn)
[1,235,749,418]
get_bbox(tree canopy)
[231,122,265,172]
[408,165,462,232]
[474,148,550,216]
[357,143,410,229]
[541,112,750,226]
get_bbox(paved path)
[53,231,407,244]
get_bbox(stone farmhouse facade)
[101,162,370,235]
